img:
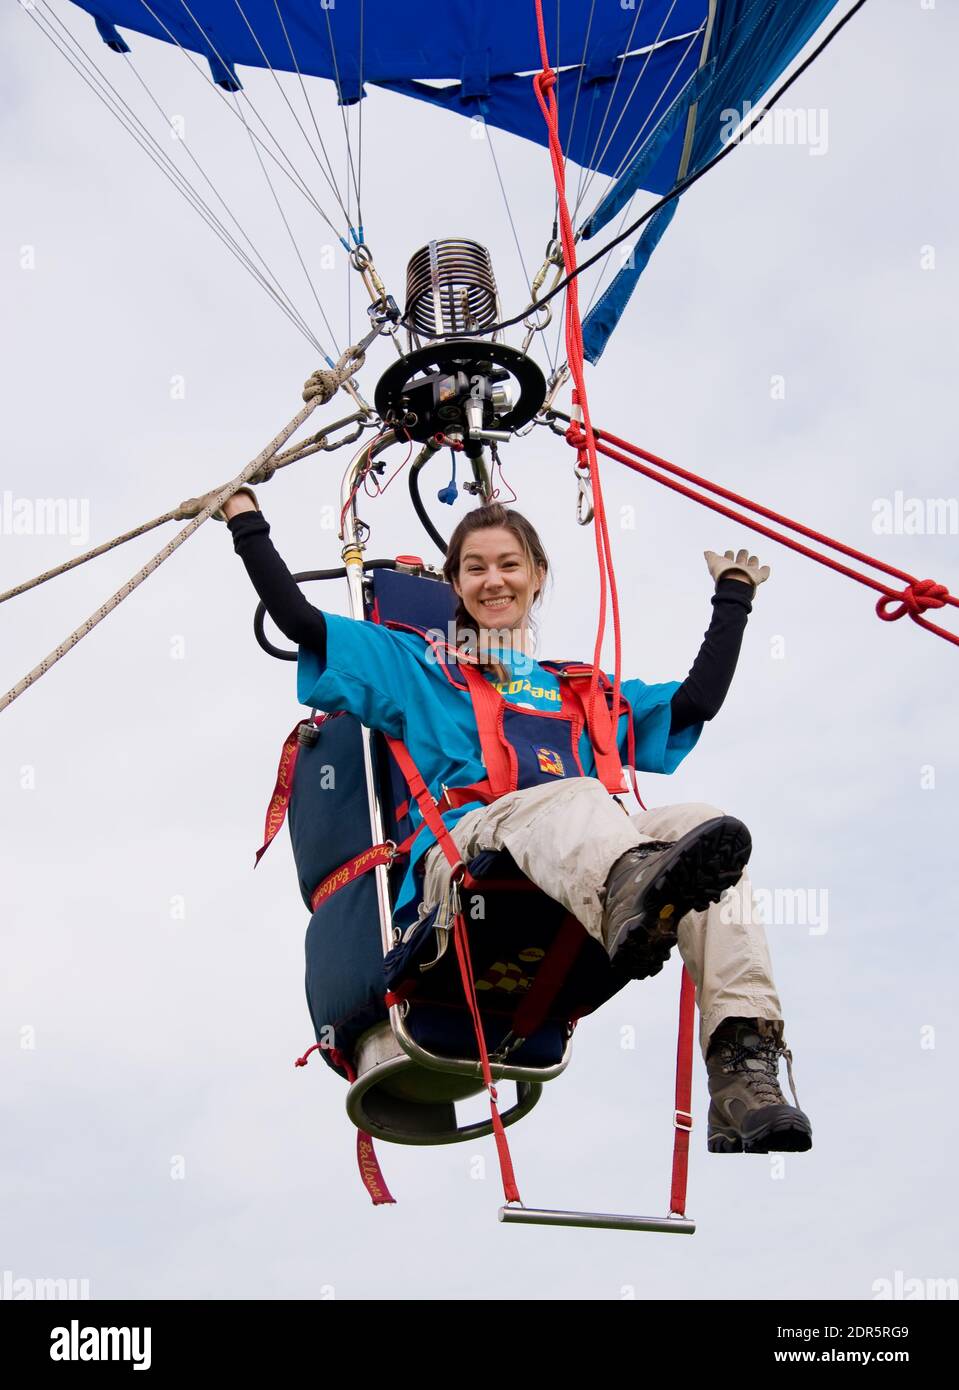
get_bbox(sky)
[2,0,957,1301]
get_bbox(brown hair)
[442,502,550,680]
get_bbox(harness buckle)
[673,1109,693,1132]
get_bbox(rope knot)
[248,459,278,485]
[294,1043,321,1067]
[302,369,339,405]
[534,68,556,97]
[876,578,950,623]
[564,421,590,470]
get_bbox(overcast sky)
[2,0,957,1301]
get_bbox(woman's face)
[452,526,545,639]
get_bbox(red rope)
[532,1,624,755]
[564,424,956,649]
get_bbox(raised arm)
[669,550,770,733]
[222,491,327,657]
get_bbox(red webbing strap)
[450,902,522,1204]
[439,780,496,811]
[308,830,421,914]
[295,1044,396,1205]
[384,733,522,1205]
[543,662,643,807]
[560,670,626,794]
[383,736,465,871]
[510,913,586,1041]
[670,967,697,1217]
[586,427,958,650]
[254,718,311,866]
[459,662,516,796]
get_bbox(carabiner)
[575,464,594,526]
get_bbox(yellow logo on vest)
[536,747,565,776]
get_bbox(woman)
[223,488,812,1155]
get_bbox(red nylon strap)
[383,732,521,1206]
[331,1048,396,1206]
[254,719,309,866]
[308,827,423,913]
[670,967,697,1217]
[439,780,496,811]
[383,736,466,876]
[458,662,515,796]
[560,670,628,794]
[450,904,522,1204]
[295,1044,396,1205]
[583,425,958,651]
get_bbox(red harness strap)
[438,659,631,810]
[671,968,697,1217]
[385,732,522,1207]
[556,665,644,805]
[308,827,423,914]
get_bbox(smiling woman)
[224,489,812,1158]
[444,507,550,682]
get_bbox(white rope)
[0,343,370,714]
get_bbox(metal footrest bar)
[497,1203,695,1234]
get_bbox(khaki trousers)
[419,777,784,1059]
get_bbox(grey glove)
[704,548,770,594]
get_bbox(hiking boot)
[706,1017,813,1153]
[601,816,752,980]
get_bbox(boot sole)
[608,816,752,980]
[708,1106,814,1154]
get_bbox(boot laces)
[718,1034,799,1108]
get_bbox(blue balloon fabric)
[70,2,843,367]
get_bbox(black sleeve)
[669,577,754,733]
[226,510,327,659]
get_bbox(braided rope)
[1,337,375,712]
[0,511,183,605]
[0,395,324,713]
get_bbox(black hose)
[253,560,398,661]
[408,455,450,557]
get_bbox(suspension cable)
[28,2,328,354]
[425,0,872,340]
